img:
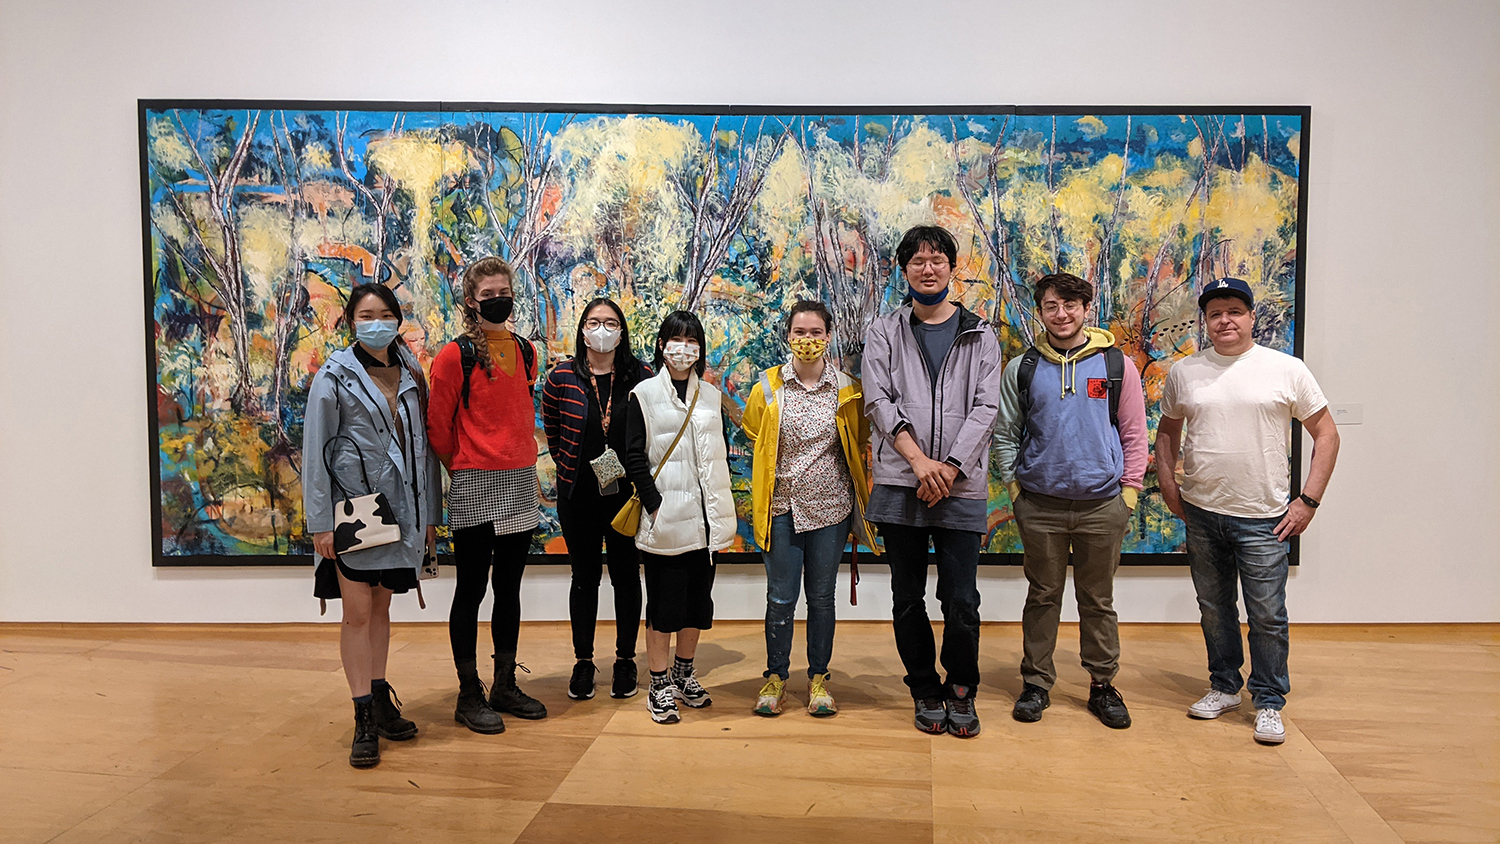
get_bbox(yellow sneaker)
[754,677,786,716]
[807,673,838,717]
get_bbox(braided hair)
[459,256,515,378]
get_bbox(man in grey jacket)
[864,225,1003,737]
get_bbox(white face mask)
[584,325,622,353]
[663,340,700,372]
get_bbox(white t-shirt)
[1160,343,1327,519]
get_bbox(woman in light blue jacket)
[303,283,441,768]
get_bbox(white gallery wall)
[1,0,1495,623]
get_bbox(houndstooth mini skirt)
[449,466,541,535]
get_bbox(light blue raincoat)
[302,345,441,571]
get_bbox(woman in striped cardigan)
[541,297,651,701]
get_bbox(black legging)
[449,523,533,663]
[558,485,642,661]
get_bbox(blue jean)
[763,512,849,679]
[1182,501,1291,710]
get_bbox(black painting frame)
[140,99,1311,567]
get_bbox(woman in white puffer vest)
[622,311,735,724]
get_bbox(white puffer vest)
[632,369,736,556]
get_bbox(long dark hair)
[652,310,708,377]
[574,297,646,388]
[343,283,428,412]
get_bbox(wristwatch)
[1298,493,1321,509]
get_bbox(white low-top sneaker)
[1253,708,1286,744]
[1188,689,1242,719]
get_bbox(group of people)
[303,225,1339,769]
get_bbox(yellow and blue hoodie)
[994,327,1149,506]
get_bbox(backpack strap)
[518,335,536,383]
[1016,347,1041,440]
[454,336,477,410]
[1105,346,1124,430]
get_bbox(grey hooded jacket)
[302,345,441,571]
[863,303,1003,500]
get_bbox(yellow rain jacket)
[742,364,879,554]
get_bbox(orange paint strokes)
[317,242,376,280]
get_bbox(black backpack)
[1017,345,1124,434]
[453,334,535,409]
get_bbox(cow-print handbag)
[322,434,402,555]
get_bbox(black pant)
[878,523,983,701]
[557,484,642,661]
[449,523,533,664]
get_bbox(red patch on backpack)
[1086,378,1108,399]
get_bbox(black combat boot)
[350,698,380,768]
[371,680,418,741]
[489,653,548,720]
[454,659,506,734]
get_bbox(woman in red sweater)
[427,256,546,734]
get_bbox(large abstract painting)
[140,101,1308,565]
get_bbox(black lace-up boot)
[371,680,417,740]
[454,659,506,734]
[350,698,380,768]
[490,653,548,719]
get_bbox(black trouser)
[877,523,983,701]
[557,483,642,661]
[449,523,533,664]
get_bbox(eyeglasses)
[906,259,950,271]
[583,319,622,330]
[1040,301,1085,316]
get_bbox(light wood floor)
[1,621,1496,844]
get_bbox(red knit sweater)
[427,331,538,471]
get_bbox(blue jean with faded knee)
[762,512,849,680]
[1183,501,1291,710]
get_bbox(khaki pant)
[1014,490,1131,689]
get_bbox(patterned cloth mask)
[663,340,700,372]
[788,336,829,362]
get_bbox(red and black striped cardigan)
[540,357,651,498]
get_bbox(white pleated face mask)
[663,340,700,372]
[584,325,622,353]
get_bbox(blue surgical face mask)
[354,319,399,348]
[909,285,949,306]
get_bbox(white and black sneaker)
[1188,689,1242,719]
[647,683,680,724]
[673,673,713,708]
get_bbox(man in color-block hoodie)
[994,272,1148,730]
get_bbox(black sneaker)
[568,660,597,700]
[647,683,680,724]
[946,685,981,738]
[611,658,639,699]
[914,697,948,734]
[1088,682,1132,729]
[1012,683,1051,723]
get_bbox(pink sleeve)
[1117,356,1149,490]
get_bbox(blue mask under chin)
[909,285,949,306]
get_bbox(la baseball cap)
[1198,277,1253,311]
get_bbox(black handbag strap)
[322,433,374,501]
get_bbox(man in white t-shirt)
[1156,278,1340,745]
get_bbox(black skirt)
[314,557,418,600]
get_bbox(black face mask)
[476,295,514,324]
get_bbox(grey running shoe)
[914,696,948,734]
[946,685,981,738]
